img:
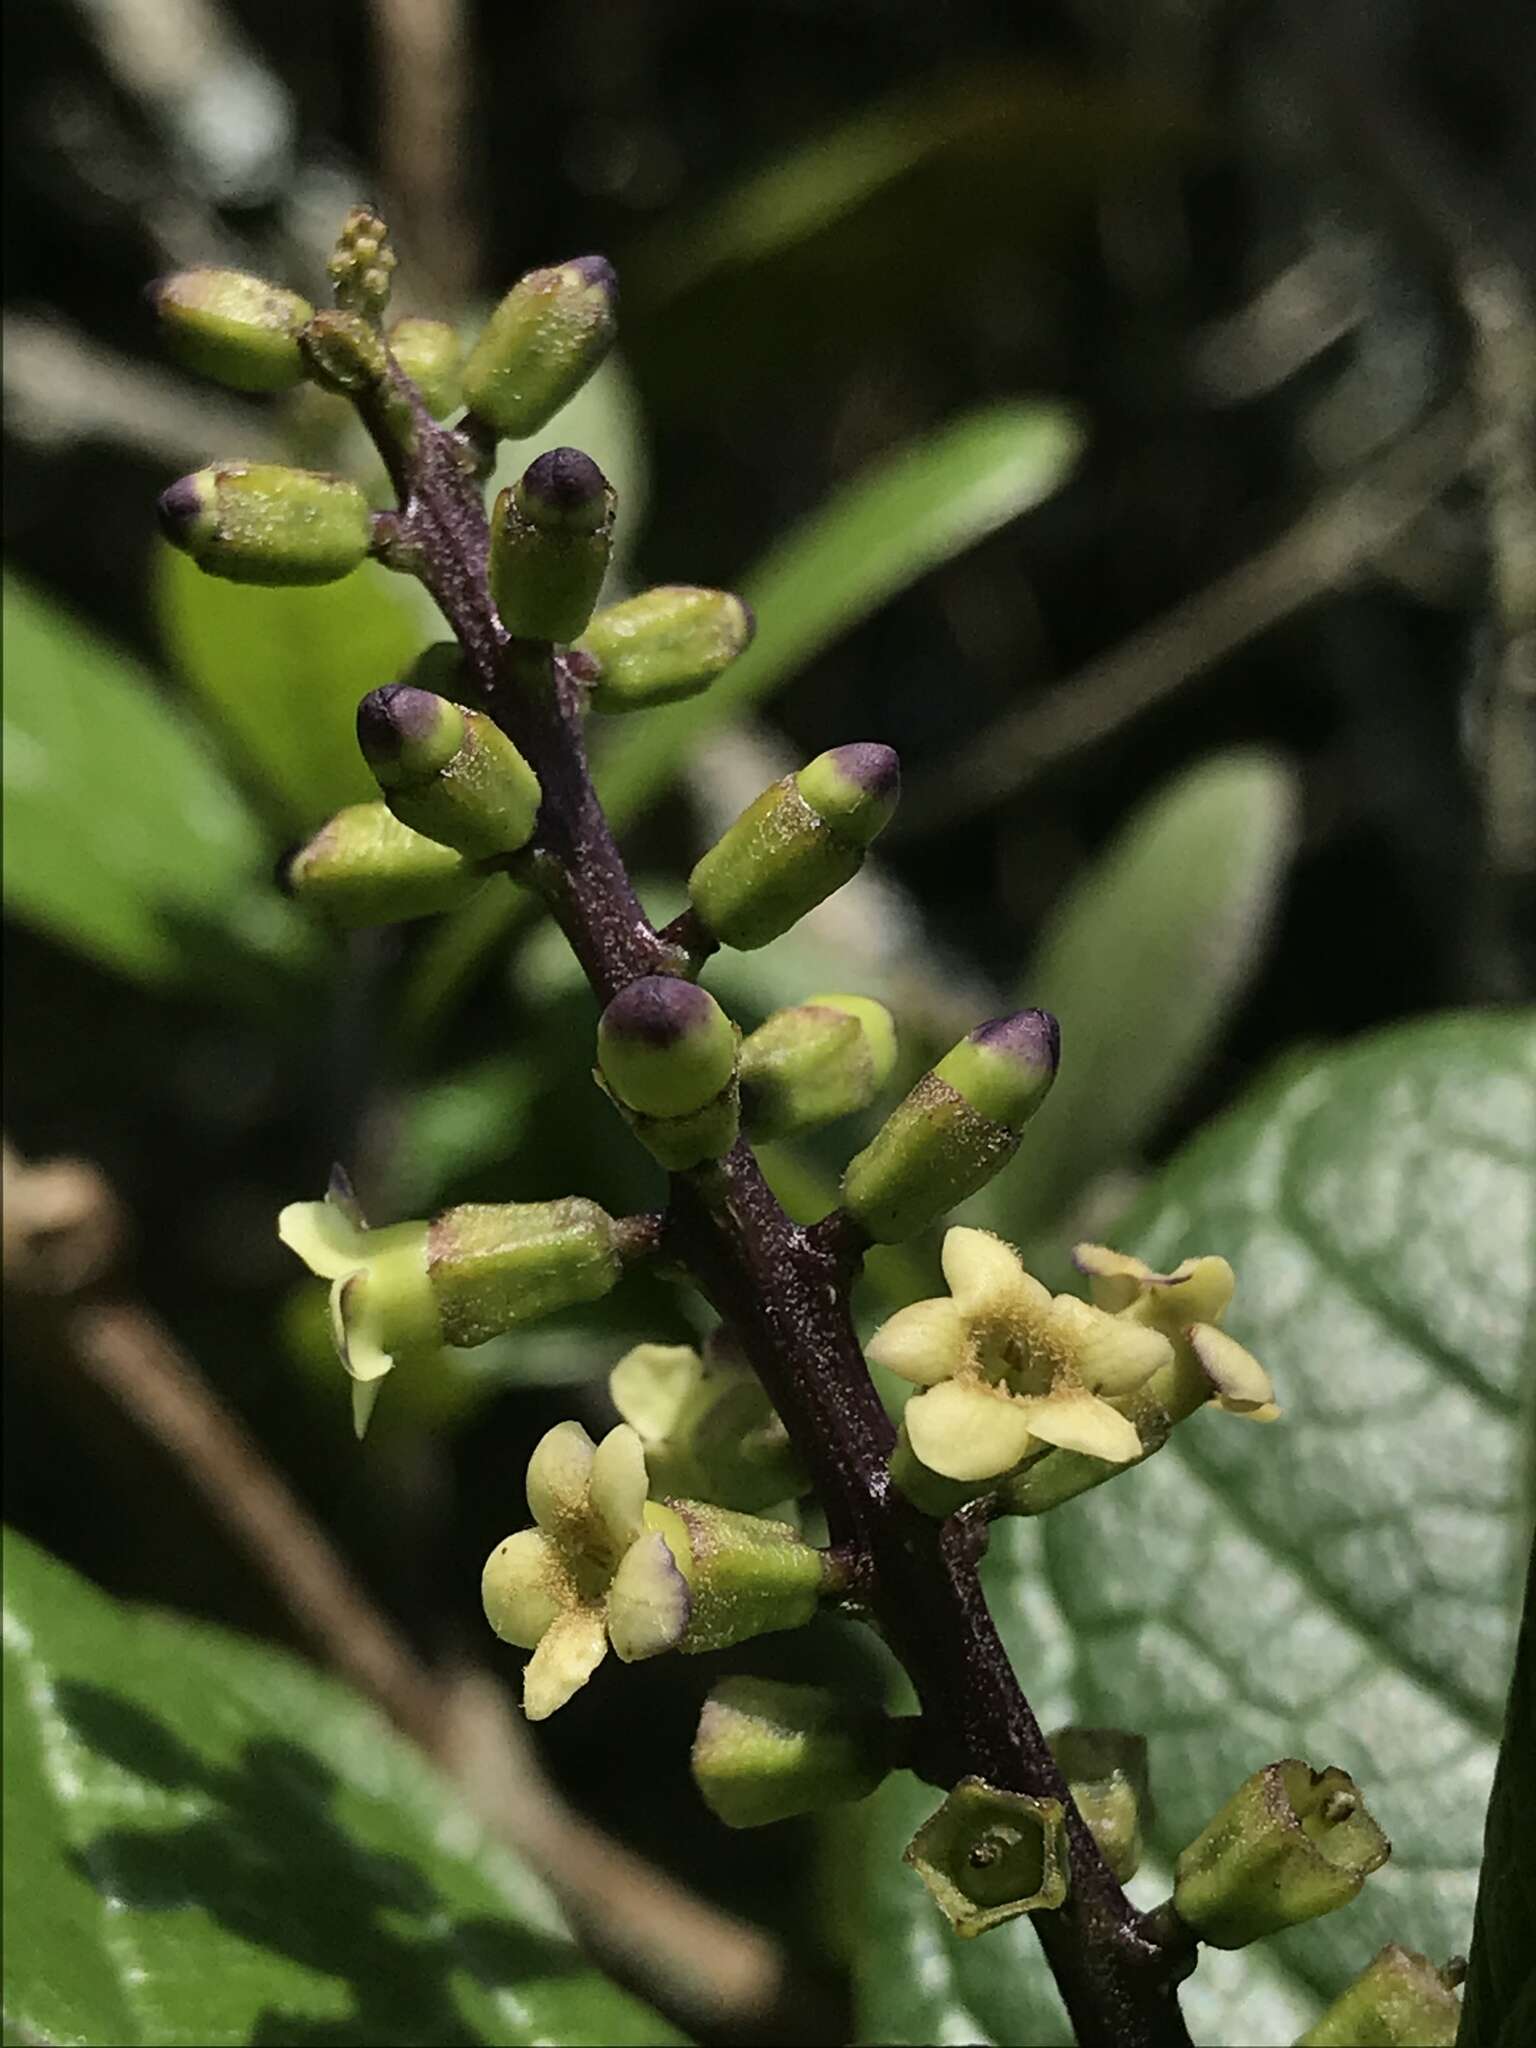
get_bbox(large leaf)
[852,1011,1535,2046]
[1,1529,680,2047]
[2,573,306,988]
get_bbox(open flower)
[481,1421,692,1720]
[609,1330,805,1512]
[277,1168,439,1439]
[1072,1243,1279,1423]
[866,1228,1174,1483]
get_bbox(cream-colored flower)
[609,1332,805,1512]
[1072,1243,1280,1423]
[277,1169,439,1439]
[481,1420,692,1720]
[866,1228,1174,1483]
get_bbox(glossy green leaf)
[853,1012,1534,2045]
[1,1529,681,2047]
[1460,1544,1536,2048]
[2,573,306,987]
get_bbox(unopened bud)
[644,1499,832,1652]
[300,310,389,395]
[489,448,615,642]
[461,256,618,440]
[150,268,313,392]
[158,464,372,586]
[905,1778,1070,1938]
[596,977,740,1169]
[388,317,462,417]
[577,586,755,711]
[688,744,900,952]
[1047,1728,1148,1882]
[841,1010,1059,1242]
[327,206,397,321]
[739,993,896,1139]
[426,1197,622,1346]
[1173,1761,1390,1949]
[692,1678,894,1828]
[403,642,470,697]
[1296,1945,1462,2047]
[356,686,541,858]
[283,802,483,926]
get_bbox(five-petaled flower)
[481,1420,691,1721]
[866,1228,1174,1483]
[1072,1244,1280,1424]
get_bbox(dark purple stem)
[354,350,1194,2048]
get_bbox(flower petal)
[866,1298,966,1385]
[606,1530,692,1661]
[1071,1242,1153,1314]
[904,1378,1038,1482]
[588,1424,650,1557]
[1050,1295,1172,1397]
[481,1528,573,1648]
[609,1343,702,1442]
[278,1197,369,1280]
[941,1228,1049,1324]
[522,1606,608,1721]
[1149,1254,1235,1327]
[526,1420,596,1540]
[1021,1388,1144,1464]
[1188,1323,1280,1416]
[328,1272,397,1440]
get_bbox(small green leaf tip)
[283,802,482,927]
[597,976,739,1117]
[739,993,897,1139]
[387,316,461,416]
[157,463,371,586]
[905,1778,1070,1938]
[327,205,397,321]
[489,447,616,641]
[691,1678,893,1828]
[1172,1760,1390,1949]
[356,685,465,788]
[151,267,313,391]
[578,585,755,711]
[356,690,541,860]
[1295,1945,1462,2047]
[461,255,618,441]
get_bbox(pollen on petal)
[523,1605,608,1720]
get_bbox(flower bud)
[300,310,390,395]
[426,1197,622,1346]
[356,686,542,859]
[841,1010,1060,1242]
[904,1778,1070,1937]
[158,464,372,586]
[388,317,462,417]
[1296,1946,1462,2047]
[739,993,897,1140]
[461,256,618,440]
[403,641,470,697]
[596,977,740,1170]
[643,1499,831,1652]
[489,448,615,642]
[1047,1728,1148,1882]
[692,1678,894,1827]
[688,744,900,952]
[577,586,755,712]
[1173,1761,1390,1949]
[282,802,483,927]
[150,268,313,392]
[327,206,397,321]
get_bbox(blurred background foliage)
[3,1,1533,2043]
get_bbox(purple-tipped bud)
[937,1010,1060,1127]
[515,447,614,535]
[356,685,465,789]
[568,254,618,299]
[794,742,901,846]
[156,473,212,547]
[597,976,739,1118]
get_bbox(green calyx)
[158,464,372,586]
[687,744,900,952]
[904,1778,1070,1937]
[461,255,618,440]
[387,317,462,417]
[996,1386,1171,1516]
[643,1500,830,1654]
[1047,1727,1148,1882]
[691,1678,894,1828]
[1295,1946,1463,2047]
[355,687,541,859]
[739,994,897,1140]
[489,448,616,642]
[283,802,483,927]
[151,268,313,392]
[426,1198,622,1347]
[576,586,755,711]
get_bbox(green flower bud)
[461,255,618,441]
[489,448,616,642]
[841,1011,1059,1242]
[158,464,372,586]
[577,586,755,712]
[356,686,542,858]
[426,1197,622,1347]
[403,641,470,697]
[1173,1761,1390,1949]
[327,206,397,321]
[905,1778,1070,1938]
[739,993,896,1139]
[596,977,741,1170]
[1046,1728,1148,1882]
[282,801,483,927]
[300,310,390,395]
[692,1678,894,1828]
[388,317,462,417]
[688,744,900,952]
[150,268,313,392]
[643,1499,831,1652]
[1296,1946,1462,2047]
